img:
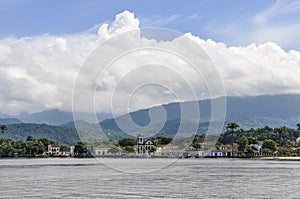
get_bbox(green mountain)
[1,94,300,144]
[100,94,300,137]
[1,122,131,145]
[2,123,80,145]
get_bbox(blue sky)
[2,0,300,50]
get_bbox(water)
[0,158,299,198]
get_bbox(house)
[296,137,300,145]
[48,144,60,156]
[203,145,233,157]
[136,134,154,155]
[204,149,230,157]
[155,147,163,156]
[250,143,262,151]
[60,148,69,156]
[183,150,202,158]
[161,145,182,157]
[70,146,75,156]
[93,147,110,156]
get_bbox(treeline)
[219,124,300,146]
[0,136,57,157]
[218,123,300,156]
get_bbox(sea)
[0,158,299,198]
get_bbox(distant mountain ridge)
[0,109,112,126]
[100,94,300,137]
[1,94,300,143]
[0,118,22,125]
[18,109,73,125]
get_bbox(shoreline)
[259,156,300,161]
[2,156,300,161]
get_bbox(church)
[136,134,154,155]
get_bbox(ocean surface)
[0,158,299,198]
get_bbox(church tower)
[137,134,144,154]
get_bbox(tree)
[275,127,286,148]
[118,138,136,147]
[0,141,15,157]
[192,134,205,150]
[247,136,258,145]
[159,137,173,145]
[26,135,34,142]
[108,146,120,154]
[226,122,239,156]
[74,141,88,154]
[262,139,277,153]
[37,138,54,149]
[60,145,68,152]
[150,146,157,153]
[0,125,7,134]
[297,123,300,131]
[226,122,239,132]
[125,146,135,153]
[237,136,248,152]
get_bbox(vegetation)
[118,138,136,147]
[218,123,300,156]
[125,146,135,153]
[0,125,7,134]
[192,134,205,150]
[3,119,300,158]
[2,123,80,145]
[262,139,278,153]
[150,136,173,145]
[219,125,300,146]
[0,136,55,157]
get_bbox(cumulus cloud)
[0,10,300,116]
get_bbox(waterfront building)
[93,147,110,156]
[136,134,154,155]
[48,144,60,155]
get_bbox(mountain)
[18,109,73,125]
[3,123,80,145]
[100,94,300,137]
[2,122,128,145]
[0,118,22,125]
[16,109,112,125]
[2,94,300,143]
[61,120,92,127]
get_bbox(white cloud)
[140,13,200,27]
[0,10,300,116]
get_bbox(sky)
[1,0,300,50]
[1,0,300,116]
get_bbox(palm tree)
[297,123,300,131]
[275,126,287,149]
[226,122,239,157]
[0,125,7,134]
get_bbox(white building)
[93,147,110,156]
[161,145,182,157]
[296,137,300,145]
[48,144,60,155]
[136,134,154,155]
